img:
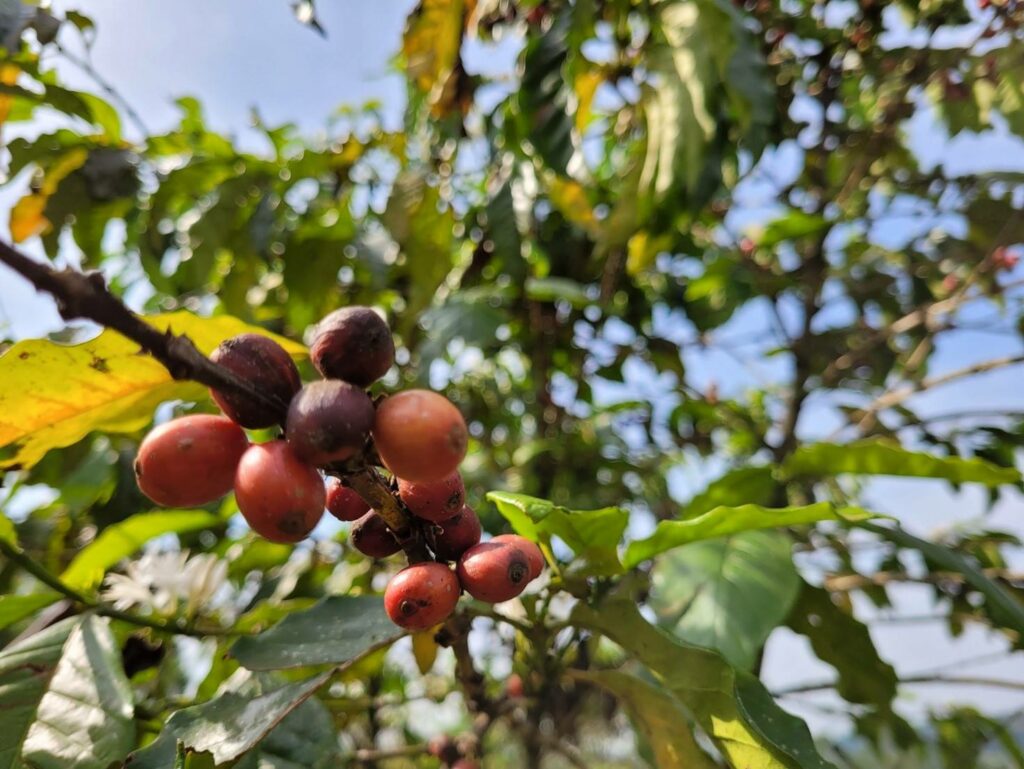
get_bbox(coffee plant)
[1,1,1024,767]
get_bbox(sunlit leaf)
[574,598,836,769]
[487,491,627,575]
[783,439,1021,486]
[573,670,718,769]
[0,616,134,769]
[625,502,878,568]
[0,311,306,472]
[128,671,332,767]
[650,530,799,669]
[403,0,464,97]
[0,592,60,631]
[60,510,223,591]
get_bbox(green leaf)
[682,465,777,518]
[753,210,828,248]
[624,502,878,569]
[650,530,799,669]
[786,581,897,707]
[0,592,60,631]
[0,311,306,472]
[128,671,332,767]
[231,595,402,670]
[783,439,1021,486]
[383,172,456,327]
[524,276,591,308]
[487,491,628,575]
[402,0,464,96]
[574,598,836,769]
[60,510,223,591]
[862,522,1024,635]
[573,670,718,769]
[518,10,575,174]
[0,513,17,546]
[0,615,134,769]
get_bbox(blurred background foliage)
[2,0,1024,767]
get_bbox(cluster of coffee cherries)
[133,307,544,630]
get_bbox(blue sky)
[2,0,1024,739]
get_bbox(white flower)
[100,550,233,621]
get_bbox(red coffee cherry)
[135,414,248,507]
[491,534,545,579]
[209,333,301,428]
[310,307,395,387]
[373,390,468,483]
[456,541,532,603]
[452,761,479,769]
[432,506,482,562]
[286,380,375,466]
[398,472,465,523]
[384,562,460,631]
[350,512,401,558]
[506,673,525,699]
[325,478,370,522]
[234,441,325,543]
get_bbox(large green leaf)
[0,615,134,769]
[487,491,628,575]
[786,581,897,708]
[127,671,332,767]
[230,595,401,670]
[0,311,306,472]
[861,522,1024,635]
[573,670,718,769]
[0,592,60,631]
[59,510,223,592]
[650,530,799,669]
[624,502,877,568]
[783,439,1021,486]
[574,598,836,769]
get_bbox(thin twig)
[776,675,1024,697]
[824,568,1024,592]
[352,744,430,763]
[53,40,150,138]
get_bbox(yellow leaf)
[9,148,89,243]
[9,194,49,243]
[403,0,465,99]
[0,311,307,472]
[0,64,19,126]
[626,231,673,276]
[549,178,599,237]
[412,624,442,674]
[574,71,603,135]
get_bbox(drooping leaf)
[0,311,306,472]
[861,522,1024,635]
[127,671,332,767]
[0,592,60,631]
[230,595,402,670]
[518,10,575,174]
[786,581,897,708]
[403,0,464,97]
[650,530,799,670]
[60,510,223,592]
[572,670,718,769]
[0,513,17,546]
[383,171,456,327]
[574,598,837,769]
[487,491,627,575]
[783,439,1021,486]
[624,502,878,569]
[0,615,134,769]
